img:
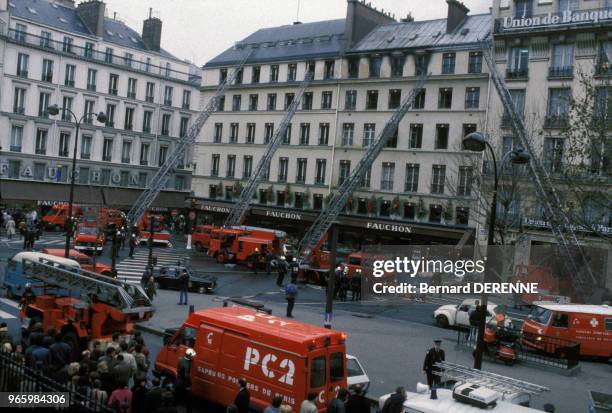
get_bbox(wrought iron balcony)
[548,66,573,79]
[544,114,569,129]
[506,68,528,79]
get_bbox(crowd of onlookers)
[1,209,44,248]
[0,322,178,413]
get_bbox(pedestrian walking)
[332,265,343,299]
[5,216,15,239]
[285,282,298,318]
[422,339,445,388]
[349,273,361,301]
[299,392,318,413]
[276,256,288,287]
[326,388,348,413]
[120,227,127,250]
[131,375,148,413]
[265,251,274,275]
[234,378,250,413]
[345,385,369,413]
[178,269,189,305]
[380,387,406,413]
[145,277,157,301]
[468,300,483,340]
[251,248,261,274]
[91,379,108,412]
[129,234,138,258]
[338,268,349,302]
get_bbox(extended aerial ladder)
[479,36,597,297]
[296,60,431,258]
[224,71,314,227]
[125,49,254,228]
[22,258,152,313]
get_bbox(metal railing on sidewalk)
[0,351,113,412]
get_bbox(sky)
[101,0,491,66]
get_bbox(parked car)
[434,298,501,329]
[153,266,217,294]
[346,354,370,393]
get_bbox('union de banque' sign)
[501,9,612,30]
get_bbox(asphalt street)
[0,231,610,413]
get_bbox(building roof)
[9,0,177,59]
[205,18,346,67]
[350,13,491,52]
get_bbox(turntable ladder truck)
[125,48,254,228]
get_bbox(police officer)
[178,269,189,305]
[289,257,299,283]
[422,339,445,388]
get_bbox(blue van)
[3,252,81,298]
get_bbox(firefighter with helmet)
[177,348,196,413]
[20,283,36,309]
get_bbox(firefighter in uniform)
[422,339,445,388]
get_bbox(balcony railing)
[86,84,96,91]
[42,73,53,82]
[10,145,22,152]
[548,66,573,79]
[17,69,28,78]
[105,121,114,128]
[65,80,75,87]
[161,129,170,136]
[143,127,151,134]
[182,103,190,110]
[127,92,136,99]
[102,155,112,162]
[13,107,25,115]
[109,88,118,96]
[6,28,201,85]
[544,114,569,129]
[145,96,154,103]
[121,158,131,164]
[506,68,529,79]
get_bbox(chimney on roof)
[142,9,162,52]
[345,0,396,49]
[446,0,469,33]
[76,0,106,37]
[401,12,414,23]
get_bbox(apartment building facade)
[192,0,489,246]
[0,0,200,210]
[489,0,612,249]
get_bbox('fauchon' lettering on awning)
[200,205,231,213]
[366,222,412,233]
[265,210,302,220]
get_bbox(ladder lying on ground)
[297,60,431,258]
[125,49,254,228]
[224,71,314,227]
[22,258,152,313]
[480,36,596,296]
[434,361,549,397]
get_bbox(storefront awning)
[1,180,188,209]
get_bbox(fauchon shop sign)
[500,8,612,31]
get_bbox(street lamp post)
[462,131,530,370]
[46,104,107,258]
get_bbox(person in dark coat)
[326,388,348,413]
[129,233,138,258]
[380,387,406,413]
[289,257,299,283]
[251,249,261,274]
[49,334,71,368]
[178,270,189,305]
[264,251,274,275]
[276,256,288,287]
[234,378,250,413]
[345,384,370,413]
[468,300,484,340]
[176,348,195,413]
[145,378,163,413]
[422,339,445,388]
[112,354,132,388]
[131,375,149,413]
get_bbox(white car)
[346,354,370,393]
[434,298,500,328]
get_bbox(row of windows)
[7,124,183,167]
[208,153,474,196]
[12,87,191,136]
[513,0,612,18]
[217,52,484,85]
[209,184,471,225]
[3,158,187,191]
[216,86,481,112]
[211,121,477,150]
[506,42,612,79]
[11,23,193,83]
[14,52,192,108]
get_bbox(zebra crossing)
[0,233,66,247]
[115,249,188,284]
